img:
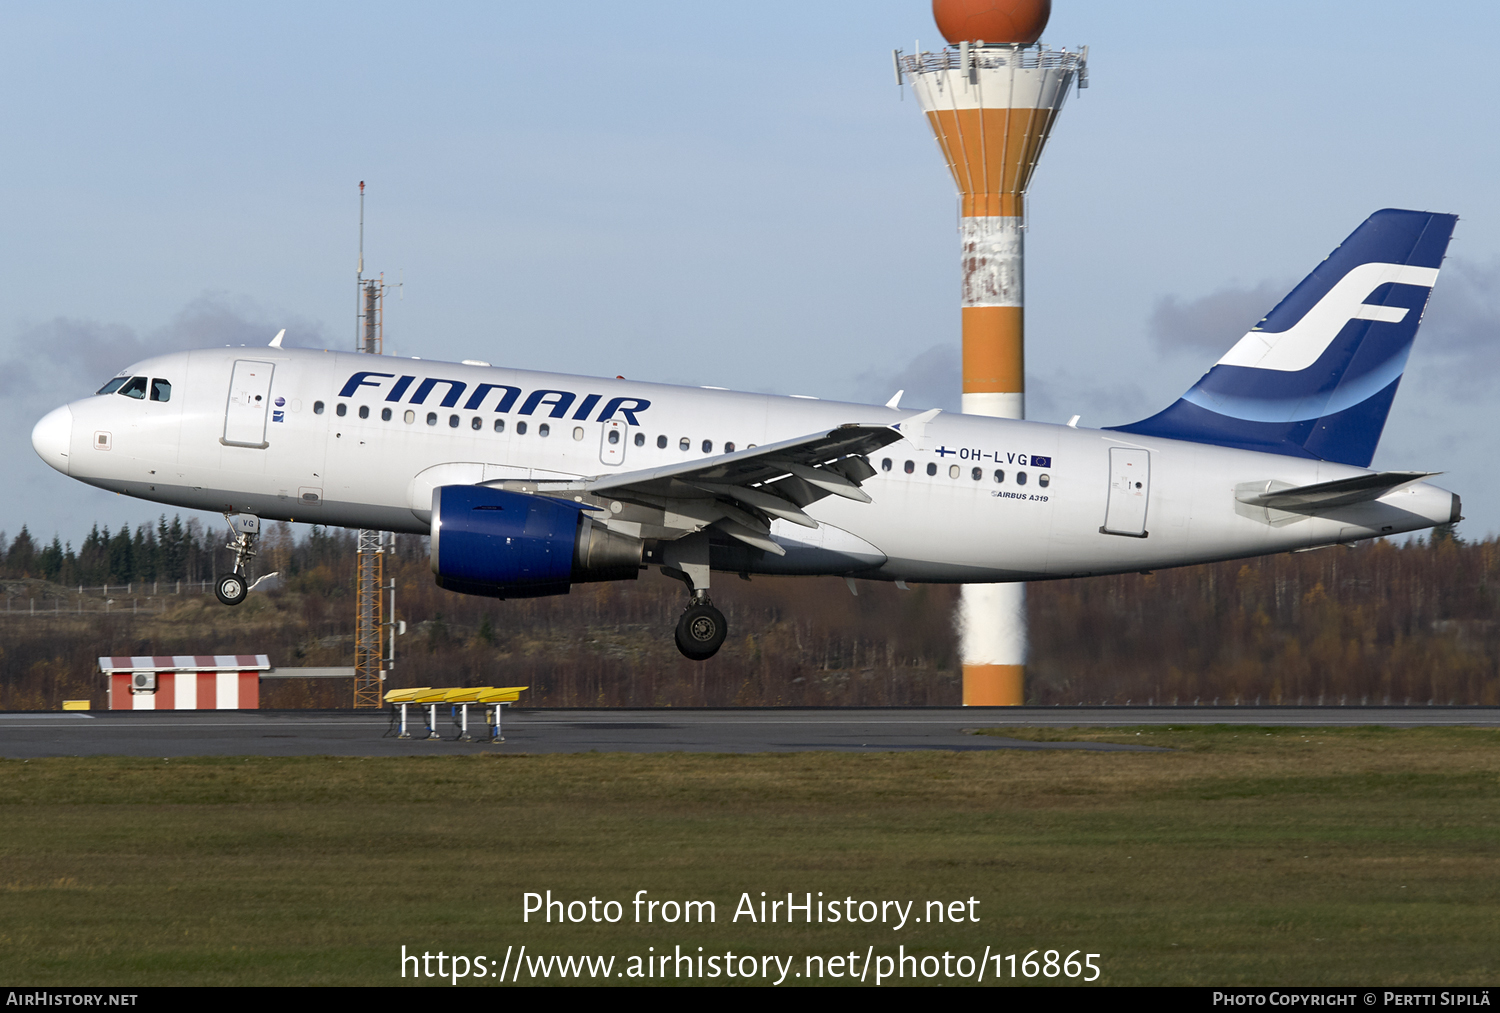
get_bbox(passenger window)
[725,441,735,453]
[926,463,937,477]
[657,435,667,449]
[404,410,415,424]
[449,414,460,428]
[948,465,960,479]
[1016,471,1028,486]
[881,458,892,472]
[336,403,347,417]
[314,401,325,414]
[679,437,690,451]
[608,429,620,444]
[516,421,527,435]
[382,407,392,421]
[97,377,128,395]
[994,469,1005,483]
[971,467,982,481]
[539,423,550,437]
[574,426,585,440]
[358,405,369,419]
[494,419,505,433]
[634,433,645,447]
[150,379,171,402]
[473,417,483,431]
[118,376,148,399]
[1039,474,1050,488]
[426,412,437,426]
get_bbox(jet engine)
[430,484,642,598]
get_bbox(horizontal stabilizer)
[1236,471,1435,511]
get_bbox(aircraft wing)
[582,412,935,555]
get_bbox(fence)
[0,580,221,617]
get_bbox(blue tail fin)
[1109,209,1456,467]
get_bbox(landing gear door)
[223,360,275,448]
[599,420,627,466]
[1102,447,1150,537]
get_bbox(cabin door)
[1102,447,1150,537]
[223,360,276,448]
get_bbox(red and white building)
[100,655,269,710]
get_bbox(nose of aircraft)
[32,405,72,475]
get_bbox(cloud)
[851,344,1159,426]
[1146,280,1287,355]
[1146,258,1499,398]
[0,295,333,546]
[1026,370,1155,429]
[854,343,960,412]
[0,295,328,406]
[1416,257,1500,392]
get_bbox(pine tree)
[7,527,36,577]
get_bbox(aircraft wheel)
[215,573,248,607]
[675,603,727,660]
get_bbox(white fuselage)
[32,347,1458,583]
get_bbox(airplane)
[31,209,1462,660]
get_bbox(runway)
[1,706,1495,758]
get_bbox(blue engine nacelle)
[430,485,643,599]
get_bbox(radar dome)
[933,0,1051,46]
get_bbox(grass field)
[1,726,1496,986]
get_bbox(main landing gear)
[662,532,727,661]
[215,512,260,607]
[675,594,727,662]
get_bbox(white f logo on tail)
[1217,262,1439,373]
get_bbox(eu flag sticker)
[1031,455,1052,468]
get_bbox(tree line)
[0,516,365,588]
[0,519,1493,708]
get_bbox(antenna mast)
[353,180,396,709]
[356,181,383,355]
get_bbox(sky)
[2,1,1497,547]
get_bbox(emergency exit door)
[223,360,275,448]
[1102,447,1150,537]
[599,420,627,465]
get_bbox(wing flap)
[584,416,923,548]
[587,421,910,499]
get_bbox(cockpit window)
[150,379,171,402]
[96,377,128,395]
[117,376,148,399]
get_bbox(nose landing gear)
[215,573,248,606]
[216,512,260,607]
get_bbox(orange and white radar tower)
[896,0,1087,706]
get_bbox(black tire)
[215,573,248,607]
[675,603,727,660]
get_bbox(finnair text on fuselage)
[338,370,652,425]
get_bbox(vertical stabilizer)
[1111,209,1456,467]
